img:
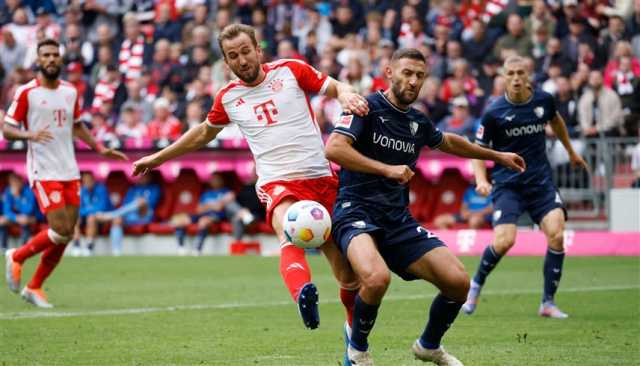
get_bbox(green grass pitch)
[1,255,638,365]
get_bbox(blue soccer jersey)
[332,91,444,208]
[475,89,557,185]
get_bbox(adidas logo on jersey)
[505,123,545,137]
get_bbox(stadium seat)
[409,173,438,223]
[105,171,130,208]
[229,240,261,255]
[428,169,470,225]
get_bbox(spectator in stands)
[236,170,265,224]
[526,0,556,39]
[612,56,640,136]
[91,64,126,113]
[153,3,181,43]
[185,100,205,130]
[603,41,640,88]
[62,23,92,68]
[98,174,161,256]
[148,97,183,142]
[67,62,88,109]
[174,173,255,256]
[554,76,580,137]
[477,56,501,98]
[426,0,463,40]
[122,79,153,124]
[420,76,449,125]
[181,4,213,49]
[462,19,495,71]
[438,96,476,138]
[89,112,118,145]
[600,14,628,59]
[72,172,111,256]
[119,13,152,83]
[2,173,37,248]
[579,70,625,137]
[0,28,26,76]
[90,24,118,69]
[329,4,360,50]
[433,185,493,230]
[185,78,213,113]
[632,134,640,188]
[441,59,481,108]
[538,37,573,76]
[494,13,533,59]
[339,57,373,95]
[0,195,7,252]
[149,39,174,90]
[34,7,61,40]
[116,105,148,141]
[561,16,597,65]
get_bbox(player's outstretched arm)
[549,112,589,171]
[472,159,492,196]
[73,123,128,161]
[438,133,526,173]
[324,79,369,116]
[325,132,414,184]
[132,122,222,176]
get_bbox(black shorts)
[332,201,445,281]
[492,181,566,226]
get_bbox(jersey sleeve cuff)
[475,140,490,147]
[4,116,20,127]
[333,128,357,141]
[431,134,445,149]
[318,77,331,95]
[205,119,230,128]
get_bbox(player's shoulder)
[266,58,311,71]
[14,79,40,98]
[532,88,555,104]
[484,95,509,115]
[215,80,244,103]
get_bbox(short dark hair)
[37,38,60,54]
[391,48,426,64]
[217,24,258,56]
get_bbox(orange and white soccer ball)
[283,200,332,249]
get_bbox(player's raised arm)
[438,132,526,173]
[73,122,128,161]
[325,132,414,184]
[324,79,369,116]
[549,112,589,171]
[132,122,222,176]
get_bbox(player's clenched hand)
[496,152,526,173]
[28,127,54,143]
[339,92,369,116]
[475,180,492,196]
[569,152,589,171]
[132,154,161,176]
[384,165,414,184]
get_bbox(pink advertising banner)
[433,229,640,256]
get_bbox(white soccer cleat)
[21,287,54,308]
[461,280,482,315]
[412,340,464,366]
[538,302,569,319]
[347,345,374,366]
[5,248,21,293]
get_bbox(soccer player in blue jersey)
[462,55,589,319]
[325,48,526,366]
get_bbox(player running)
[132,24,365,330]
[462,55,589,319]
[325,48,526,366]
[3,39,128,308]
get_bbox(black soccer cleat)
[297,282,320,329]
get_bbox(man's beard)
[391,83,418,106]
[235,64,260,84]
[41,65,61,80]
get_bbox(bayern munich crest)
[269,78,284,92]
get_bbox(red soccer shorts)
[257,176,338,226]
[32,180,81,214]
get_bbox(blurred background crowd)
[0,0,638,144]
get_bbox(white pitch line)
[1,284,638,321]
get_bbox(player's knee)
[47,228,71,244]
[361,271,390,298]
[547,229,564,250]
[493,236,515,254]
[87,215,97,225]
[468,215,483,229]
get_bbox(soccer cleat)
[461,280,482,315]
[343,321,353,366]
[347,345,374,366]
[297,282,320,329]
[21,287,54,308]
[5,248,22,293]
[412,341,464,366]
[538,302,569,319]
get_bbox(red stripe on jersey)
[264,59,328,94]
[5,79,40,130]
[207,81,241,126]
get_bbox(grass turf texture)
[1,256,638,366]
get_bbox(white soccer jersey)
[207,59,332,187]
[4,78,81,186]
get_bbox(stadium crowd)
[0,0,639,254]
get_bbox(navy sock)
[73,239,81,248]
[350,295,380,352]
[176,227,186,247]
[87,241,94,251]
[196,229,207,251]
[473,244,503,286]
[420,294,463,350]
[543,248,565,303]
[0,226,7,249]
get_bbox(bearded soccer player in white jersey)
[3,39,127,308]
[133,24,366,329]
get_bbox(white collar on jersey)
[504,88,534,106]
[378,90,410,113]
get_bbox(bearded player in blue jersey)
[462,56,589,319]
[325,48,526,366]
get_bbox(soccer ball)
[283,200,332,249]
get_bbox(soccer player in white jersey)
[133,24,367,329]
[3,39,127,308]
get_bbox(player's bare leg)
[538,208,568,319]
[320,238,359,326]
[407,247,468,366]
[463,224,517,315]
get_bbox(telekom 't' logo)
[253,99,278,125]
